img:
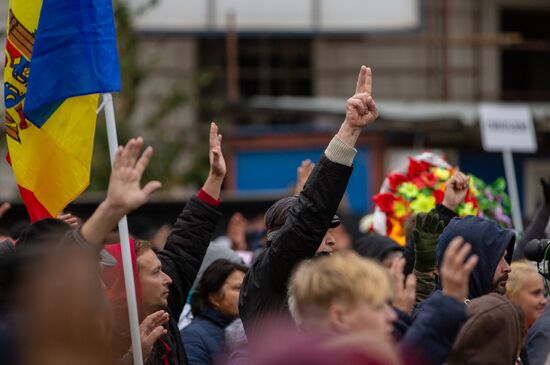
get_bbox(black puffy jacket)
[115,195,222,365]
[238,155,352,337]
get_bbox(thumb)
[142,181,162,197]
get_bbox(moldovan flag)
[4,0,121,221]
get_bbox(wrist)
[442,288,464,303]
[101,199,128,223]
[202,174,224,200]
[336,119,362,147]
[442,199,458,211]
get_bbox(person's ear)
[208,292,221,310]
[328,303,350,333]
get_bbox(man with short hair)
[105,123,226,365]
[136,123,225,365]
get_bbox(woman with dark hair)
[181,259,247,365]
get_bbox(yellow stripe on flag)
[7,95,98,216]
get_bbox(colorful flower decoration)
[370,152,513,246]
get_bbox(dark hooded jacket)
[448,292,525,365]
[407,215,515,364]
[238,155,352,337]
[436,215,515,299]
[354,232,403,261]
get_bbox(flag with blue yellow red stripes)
[4,0,121,221]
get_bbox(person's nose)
[326,233,336,247]
[162,271,172,286]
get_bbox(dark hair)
[197,259,247,314]
[16,218,71,252]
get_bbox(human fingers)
[127,137,144,168]
[134,146,154,177]
[405,273,417,294]
[143,326,167,347]
[142,181,163,198]
[462,254,479,275]
[365,95,378,119]
[355,65,368,94]
[210,122,219,148]
[443,236,464,268]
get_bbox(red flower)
[387,173,409,192]
[372,193,397,213]
[386,218,393,235]
[464,190,479,209]
[408,158,431,178]
[421,171,438,189]
[410,175,427,190]
[433,189,444,204]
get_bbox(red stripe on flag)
[18,185,52,222]
[6,152,52,221]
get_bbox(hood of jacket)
[436,216,515,299]
[354,233,403,262]
[449,293,525,365]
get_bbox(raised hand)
[442,171,470,211]
[227,212,248,251]
[209,122,226,178]
[81,137,161,245]
[440,237,478,302]
[0,202,11,220]
[140,310,169,361]
[105,137,162,213]
[294,159,315,194]
[413,211,445,273]
[345,66,378,129]
[337,66,379,147]
[57,212,82,228]
[202,122,226,200]
[390,257,417,314]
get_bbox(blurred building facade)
[1,0,550,220]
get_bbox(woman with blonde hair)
[506,261,547,328]
[506,260,548,364]
[287,237,478,365]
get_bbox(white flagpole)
[502,149,524,233]
[101,93,144,365]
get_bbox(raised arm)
[159,122,225,316]
[266,65,380,282]
[80,137,161,245]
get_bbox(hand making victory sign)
[338,65,379,147]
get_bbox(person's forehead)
[137,249,161,269]
[522,272,543,288]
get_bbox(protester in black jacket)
[239,65,379,337]
[111,123,226,365]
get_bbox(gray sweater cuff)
[324,135,357,167]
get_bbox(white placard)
[479,104,537,153]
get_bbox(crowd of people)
[1,66,550,365]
